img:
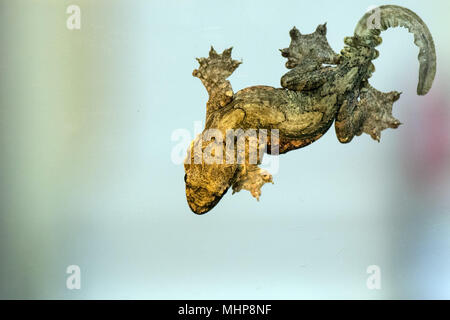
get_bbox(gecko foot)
[193,47,242,114]
[232,165,274,201]
[357,84,402,142]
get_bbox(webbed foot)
[280,24,340,71]
[232,165,274,201]
[357,84,402,142]
[335,83,402,143]
[193,47,242,114]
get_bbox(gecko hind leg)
[230,134,274,201]
[335,84,402,143]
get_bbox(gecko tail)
[354,5,436,95]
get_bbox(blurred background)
[0,0,449,299]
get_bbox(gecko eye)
[184,174,188,183]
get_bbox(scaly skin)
[184,5,436,215]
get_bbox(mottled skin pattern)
[184,5,437,215]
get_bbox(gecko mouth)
[185,183,229,215]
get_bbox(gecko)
[184,5,436,215]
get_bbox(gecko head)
[280,24,340,69]
[183,136,238,215]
